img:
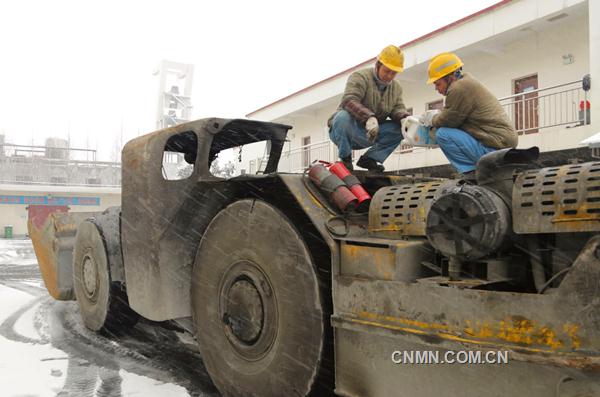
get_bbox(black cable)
[537,266,571,294]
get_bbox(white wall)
[241,6,591,173]
[402,14,589,116]
[589,0,600,130]
[390,12,590,170]
[248,0,587,122]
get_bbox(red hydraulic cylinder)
[308,164,357,212]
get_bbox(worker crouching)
[328,45,410,172]
[421,52,518,177]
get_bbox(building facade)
[241,0,599,175]
[0,140,121,237]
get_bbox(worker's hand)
[366,116,379,143]
[419,110,439,127]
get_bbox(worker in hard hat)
[328,45,410,172]
[421,52,517,176]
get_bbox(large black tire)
[192,199,329,397]
[73,219,138,333]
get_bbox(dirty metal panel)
[333,322,596,397]
[340,241,396,280]
[333,276,588,354]
[338,238,433,282]
[513,161,600,233]
[121,118,295,322]
[368,180,454,237]
[332,236,600,370]
[333,236,600,354]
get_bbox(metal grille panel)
[369,180,454,237]
[513,161,600,233]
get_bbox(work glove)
[393,112,411,124]
[365,116,379,144]
[419,110,440,127]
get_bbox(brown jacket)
[432,74,517,149]
[328,67,407,127]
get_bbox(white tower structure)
[154,60,194,129]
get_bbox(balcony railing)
[498,79,589,135]
[280,140,334,173]
[247,79,591,173]
[247,140,336,174]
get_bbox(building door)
[427,100,444,111]
[302,136,311,168]
[514,74,539,134]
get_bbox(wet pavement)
[0,238,220,397]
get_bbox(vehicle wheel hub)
[82,254,98,299]
[226,279,263,343]
[220,261,277,360]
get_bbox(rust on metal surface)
[28,205,68,229]
[29,222,61,298]
[333,314,600,371]
[27,205,96,301]
[368,180,454,237]
[513,161,600,233]
[349,311,582,351]
[27,205,69,299]
[340,243,395,280]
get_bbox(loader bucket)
[27,205,99,300]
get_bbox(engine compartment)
[314,148,600,294]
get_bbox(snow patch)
[14,299,42,340]
[0,284,32,322]
[0,285,68,397]
[120,370,190,396]
[0,238,36,266]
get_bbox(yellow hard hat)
[427,52,464,84]
[377,45,404,73]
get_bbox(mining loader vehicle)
[28,118,600,396]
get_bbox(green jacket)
[328,67,407,127]
[432,74,517,149]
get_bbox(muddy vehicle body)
[29,118,600,396]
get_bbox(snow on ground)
[21,280,44,289]
[13,290,43,340]
[0,238,38,266]
[0,283,68,397]
[0,238,194,397]
[120,371,190,396]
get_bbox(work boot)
[356,156,384,172]
[341,155,353,171]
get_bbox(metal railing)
[280,140,333,173]
[0,143,98,162]
[0,156,121,187]
[248,156,269,174]
[498,79,589,134]
[247,141,333,174]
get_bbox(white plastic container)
[401,116,438,147]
